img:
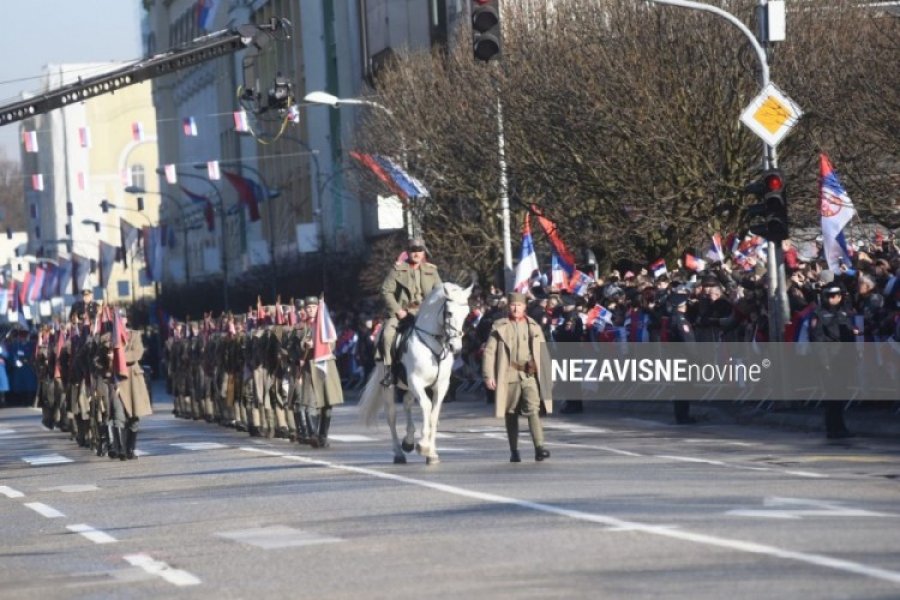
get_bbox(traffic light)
[745,169,788,242]
[100,199,109,213]
[472,0,501,62]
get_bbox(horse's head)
[441,282,473,354]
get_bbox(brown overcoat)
[118,331,152,419]
[482,316,553,419]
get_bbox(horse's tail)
[357,368,387,427]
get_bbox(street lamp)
[304,90,418,239]
[155,167,230,310]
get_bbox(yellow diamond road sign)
[740,82,803,147]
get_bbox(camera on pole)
[746,169,789,242]
[471,0,501,62]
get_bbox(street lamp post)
[125,186,202,284]
[155,168,230,311]
[304,90,418,239]
[647,0,785,341]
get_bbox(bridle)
[414,292,465,362]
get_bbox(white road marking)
[171,442,227,451]
[656,455,728,466]
[548,441,642,457]
[269,450,900,586]
[218,525,342,549]
[0,485,25,498]
[327,434,376,442]
[727,497,896,520]
[0,428,16,434]
[240,447,285,457]
[22,454,74,465]
[783,470,829,479]
[123,553,201,587]
[41,484,99,493]
[24,502,65,518]
[67,524,117,544]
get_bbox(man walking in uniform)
[300,296,344,448]
[482,292,552,463]
[379,238,442,385]
[668,291,697,424]
[809,284,857,439]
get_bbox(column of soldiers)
[34,291,152,461]
[166,296,343,448]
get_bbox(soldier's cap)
[81,288,93,296]
[304,296,319,305]
[823,285,842,296]
[407,238,427,252]
[508,292,527,305]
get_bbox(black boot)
[294,411,309,445]
[505,414,520,462]
[117,428,128,461]
[75,418,88,448]
[96,427,110,457]
[109,427,122,460]
[535,447,550,462]
[125,430,137,459]
[316,409,331,449]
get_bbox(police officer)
[379,238,442,384]
[669,291,697,424]
[482,292,553,463]
[809,284,857,439]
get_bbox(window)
[131,164,146,191]
[117,280,131,298]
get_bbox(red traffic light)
[764,172,783,192]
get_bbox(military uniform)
[668,294,696,424]
[114,328,152,459]
[299,296,344,448]
[809,286,856,438]
[482,293,552,462]
[379,240,442,369]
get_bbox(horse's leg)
[424,361,452,465]
[412,377,435,460]
[384,386,405,464]
[401,389,416,453]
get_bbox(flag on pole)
[31,174,44,191]
[78,126,91,148]
[313,298,338,375]
[223,171,262,222]
[650,258,667,279]
[567,270,594,295]
[204,201,216,231]
[550,252,569,289]
[195,0,218,30]
[182,116,198,137]
[513,214,539,293]
[111,306,129,378]
[819,153,856,271]
[531,205,576,275]
[28,266,45,304]
[350,151,407,198]
[233,110,250,132]
[131,122,145,142]
[207,160,220,180]
[373,155,430,199]
[22,131,38,153]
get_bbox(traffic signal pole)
[648,0,786,340]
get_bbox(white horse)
[359,281,473,465]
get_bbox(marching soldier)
[379,238,442,385]
[299,296,343,448]
[115,310,152,459]
[482,292,553,463]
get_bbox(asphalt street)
[1,385,899,599]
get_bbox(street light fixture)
[304,90,418,238]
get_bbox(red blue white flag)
[31,174,44,191]
[182,116,198,137]
[164,164,178,184]
[207,160,220,180]
[650,258,667,279]
[22,131,38,153]
[513,214,539,293]
[132,122,144,142]
[78,126,91,148]
[819,153,856,271]
[684,253,707,272]
[233,110,250,132]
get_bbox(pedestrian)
[482,292,553,463]
[809,284,857,439]
[668,291,697,424]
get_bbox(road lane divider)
[123,553,201,587]
[66,524,117,544]
[24,502,65,518]
[0,485,24,498]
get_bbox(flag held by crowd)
[650,258,667,279]
[513,214,539,293]
[819,153,856,271]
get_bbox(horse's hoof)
[401,440,415,453]
[426,456,440,466]
[393,455,407,464]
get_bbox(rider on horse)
[379,238,442,386]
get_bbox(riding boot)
[125,430,137,459]
[116,428,128,461]
[264,408,276,439]
[275,406,289,439]
[303,409,317,445]
[505,413,520,462]
[249,407,262,437]
[316,409,332,449]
